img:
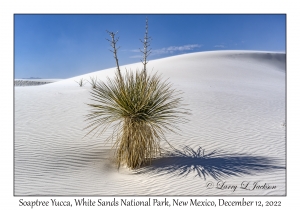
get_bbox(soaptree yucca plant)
[75,78,86,87]
[85,18,189,169]
[87,76,98,88]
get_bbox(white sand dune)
[15,50,286,196]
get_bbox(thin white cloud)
[130,44,202,58]
[152,44,202,55]
[214,45,225,48]
[130,49,141,53]
[129,55,143,58]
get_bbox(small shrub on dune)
[85,18,189,169]
[88,76,98,88]
[75,78,86,87]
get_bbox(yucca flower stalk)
[85,18,189,169]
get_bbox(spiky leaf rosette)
[85,70,189,169]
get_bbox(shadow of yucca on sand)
[134,146,285,180]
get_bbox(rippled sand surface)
[15,51,286,195]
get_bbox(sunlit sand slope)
[15,51,285,195]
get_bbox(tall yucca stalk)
[85,18,189,169]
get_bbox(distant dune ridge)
[15,51,286,195]
[14,79,61,86]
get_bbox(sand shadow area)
[134,146,285,180]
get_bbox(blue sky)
[14,14,286,79]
